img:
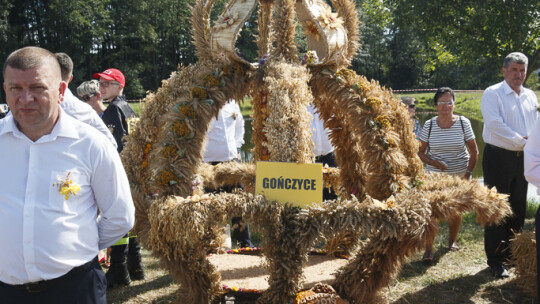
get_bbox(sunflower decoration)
[374,115,391,129]
[156,170,179,187]
[190,86,208,99]
[177,104,197,119]
[142,143,151,168]
[162,144,179,158]
[317,7,344,30]
[203,73,222,87]
[171,120,193,138]
[365,96,383,110]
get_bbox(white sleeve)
[524,118,540,194]
[61,97,118,149]
[92,141,135,249]
[234,102,245,148]
[481,89,526,148]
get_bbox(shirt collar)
[502,80,523,96]
[0,108,80,142]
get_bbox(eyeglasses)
[408,104,415,109]
[438,101,454,106]
[81,93,96,102]
[99,81,120,88]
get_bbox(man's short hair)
[77,80,100,97]
[503,52,528,68]
[54,52,73,81]
[3,46,61,78]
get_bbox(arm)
[481,89,527,148]
[524,119,540,190]
[92,141,135,249]
[464,139,479,179]
[103,104,126,152]
[417,140,447,171]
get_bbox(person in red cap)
[92,68,144,288]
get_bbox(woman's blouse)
[420,116,475,173]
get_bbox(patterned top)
[420,116,475,174]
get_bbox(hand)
[432,160,448,171]
[463,171,471,180]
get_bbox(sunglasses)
[81,93,96,102]
[408,104,415,108]
[438,101,454,106]
[99,81,120,88]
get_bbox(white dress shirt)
[525,118,540,195]
[481,80,538,151]
[0,110,134,284]
[307,104,334,156]
[61,88,117,149]
[203,100,244,162]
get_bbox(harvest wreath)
[120,0,512,302]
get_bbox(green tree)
[390,0,540,85]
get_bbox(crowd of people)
[0,46,539,302]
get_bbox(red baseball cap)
[93,68,125,87]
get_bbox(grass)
[106,202,539,304]
[130,91,540,123]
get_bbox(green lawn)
[130,91,540,123]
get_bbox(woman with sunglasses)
[417,87,479,263]
[401,96,422,139]
[77,80,106,117]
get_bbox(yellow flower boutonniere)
[53,172,81,200]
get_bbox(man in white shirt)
[54,52,117,149]
[481,52,538,278]
[203,100,253,247]
[0,46,134,303]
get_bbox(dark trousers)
[208,161,253,247]
[483,144,528,267]
[0,257,106,304]
[315,152,338,201]
[110,234,129,264]
[110,234,142,263]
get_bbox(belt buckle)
[24,281,45,293]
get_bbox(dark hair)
[433,87,455,105]
[54,52,73,81]
[3,46,60,78]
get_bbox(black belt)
[486,143,523,157]
[2,257,96,293]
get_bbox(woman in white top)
[417,87,479,263]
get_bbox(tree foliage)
[0,0,539,100]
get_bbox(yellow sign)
[255,161,322,207]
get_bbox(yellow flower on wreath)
[156,170,178,187]
[171,120,191,137]
[162,145,178,158]
[179,105,196,118]
[190,86,208,99]
[374,115,391,129]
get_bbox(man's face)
[99,77,122,101]
[3,61,66,137]
[502,62,526,92]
